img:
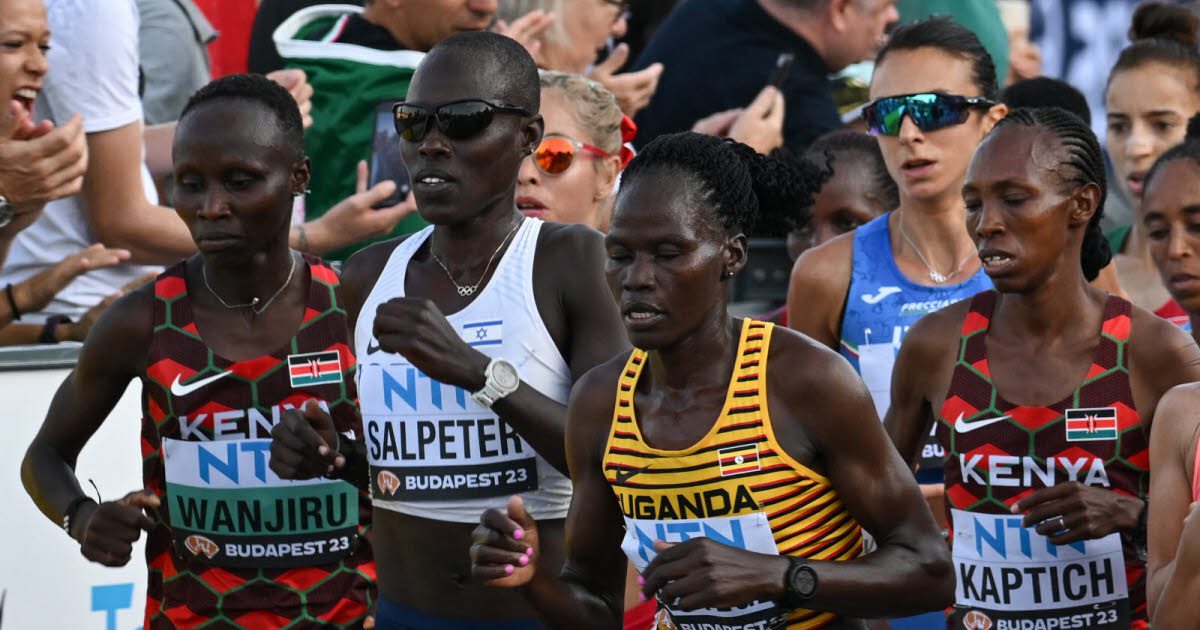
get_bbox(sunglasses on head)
[392,99,531,142]
[534,135,612,175]
[863,92,996,136]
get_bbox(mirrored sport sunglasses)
[534,135,613,175]
[393,99,531,142]
[862,92,997,136]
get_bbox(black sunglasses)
[392,99,531,142]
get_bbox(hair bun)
[1129,1,1200,48]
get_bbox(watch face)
[791,565,816,597]
[493,360,520,390]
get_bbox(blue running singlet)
[839,213,992,478]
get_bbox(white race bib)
[161,438,358,568]
[950,509,1129,628]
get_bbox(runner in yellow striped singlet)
[469,132,954,628]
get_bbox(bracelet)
[62,496,96,538]
[5,283,21,320]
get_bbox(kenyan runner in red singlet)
[22,74,376,628]
[886,108,1200,630]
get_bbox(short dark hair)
[803,129,898,214]
[874,16,998,100]
[1000,77,1092,124]
[425,31,541,113]
[180,73,304,157]
[991,107,1111,281]
[619,132,828,237]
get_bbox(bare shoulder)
[765,324,860,396]
[789,230,854,292]
[81,280,157,376]
[341,235,408,292]
[901,298,972,363]
[536,221,605,257]
[1128,304,1200,405]
[568,351,630,415]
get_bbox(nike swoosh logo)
[954,412,1011,433]
[615,464,652,484]
[862,286,902,305]
[170,371,234,397]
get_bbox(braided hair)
[803,129,899,213]
[991,107,1111,281]
[618,132,828,237]
[1144,113,1200,193]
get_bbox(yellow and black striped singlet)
[603,319,864,630]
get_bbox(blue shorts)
[375,597,543,630]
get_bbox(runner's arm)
[785,233,851,350]
[472,365,628,629]
[774,335,954,616]
[1146,385,1200,618]
[882,311,951,468]
[21,286,154,533]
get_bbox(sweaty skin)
[271,44,627,618]
[471,168,954,628]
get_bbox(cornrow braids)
[993,107,1111,281]
[1144,113,1200,194]
[802,129,899,219]
[619,132,828,237]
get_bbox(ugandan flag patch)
[718,443,761,477]
[287,350,342,388]
[1065,407,1118,442]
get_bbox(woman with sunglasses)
[22,74,377,628]
[516,71,627,232]
[497,0,661,117]
[886,106,1200,628]
[271,32,627,629]
[1139,116,1200,627]
[787,18,1003,547]
[1105,2,1200,330]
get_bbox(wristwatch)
[471,358,520,408]
[781,557,818,609]
[0,195,14,229]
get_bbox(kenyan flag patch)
[287,350,342,388]
[1065,407,1118,442]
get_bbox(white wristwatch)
[471,358,520,408]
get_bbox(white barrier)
[1,346,147,630]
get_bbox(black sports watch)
[781,557,818,608]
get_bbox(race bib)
[360,362,538,502]
[162,438,358,568]
[950,510,1129,629]
[622,512,789,630]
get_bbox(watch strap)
[40,314,71,344]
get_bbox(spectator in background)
[1105,1,1200,330]
[0,0,133,345]
[495,0,663,117]
[631,0,898,153]
[517,71,626,231]
[136,0,216,125]
[247,0,364,74]
[273,0,496,260]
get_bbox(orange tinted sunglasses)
[534,135,612,175]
